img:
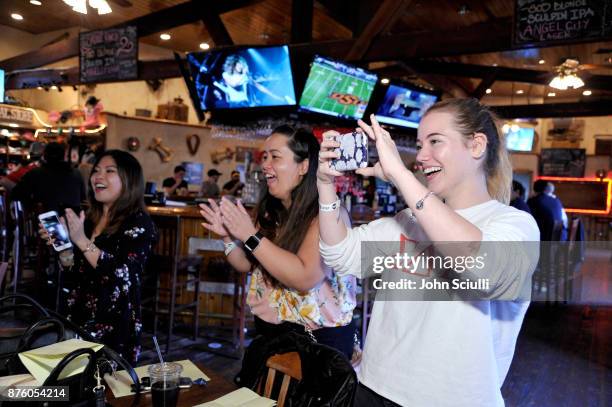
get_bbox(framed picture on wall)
[539,148,586,177]
[235,146,259,163]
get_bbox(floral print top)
[247,264,357,330]
[62,210,156,364]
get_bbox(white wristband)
[319,199,341,212]
[224,241,238,256]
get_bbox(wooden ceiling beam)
[395,61,469,98]
[5,60,181,90]
[403,60,612,91]
[492,100,612,118]
[472,71,498,99]
[197,0,234,46]
[346,0,411,60]
[0,0,256,71]
[291,0,314,43]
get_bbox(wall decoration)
[546,118,585,147]
[210,148,234,165]
[148,137,173,162]
[186,134,201,155]
[235,146,259,163]
[126,137,140,152]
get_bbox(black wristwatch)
[244,231,264,253]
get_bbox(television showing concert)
[187,45,296,111]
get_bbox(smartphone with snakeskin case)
[330,131,369,172]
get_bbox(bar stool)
[9,201,25,295]
[146,214,202,354]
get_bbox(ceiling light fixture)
[549,59,585,90]
[160,33,171,40]
[381,78,390,84]
[516,89,524,94]
[199,42,210,50]
[485,88,492,94]
[62,0,112,15]
[50,85,58,90]
[30,0,42,5]
[11,13,24,20]
[538,59,545,64]
[582,90,592,96]
[547,92,556,97]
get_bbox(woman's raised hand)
[316,130,343,185]
[356,114,406,183]
[218,197,257,242]
[64,208,86,247]
[199,199,229,238]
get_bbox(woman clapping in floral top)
[42,150,156,363]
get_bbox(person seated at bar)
[510,180,531,214]
[221,170,244,197]
[528,180,567,241]
[317,99,539,406]
[162,165,188,197]
[39,150,156,364]
[200,125,356,358]
[200,168,222,198]
[12,142,85,212]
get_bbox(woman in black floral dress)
[58,150,155,364]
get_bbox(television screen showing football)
[299,56,378,120]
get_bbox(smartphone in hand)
[330,131,369,172]
[38,211,73,251]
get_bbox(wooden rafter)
[346,0,411,60]
[291,0,314,43]
[493,100,612,118]
[197,0,234,46]
[472,71,498,99]
[0,0,256,71]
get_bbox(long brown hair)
[87,150,145,234]
[424,98,512,204]
[254,125,320,287]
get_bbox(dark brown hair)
[87,150,145,235]
[254,125,320,287]
[424,98,512,204]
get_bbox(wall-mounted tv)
[187,45,296,111]
[0,69,4,103]
[505,126,535,152]
[374,83,438,128]
[299,55,377,120]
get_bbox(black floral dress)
[63,210,156,364]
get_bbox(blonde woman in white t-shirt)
[317,98,539,407]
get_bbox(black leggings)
[254,316,355,360]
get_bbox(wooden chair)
[258,352,302,407]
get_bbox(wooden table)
[107,365,237,406]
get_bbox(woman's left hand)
[356,114,407,184]
[64,208,87,248]
[219,198,257,242]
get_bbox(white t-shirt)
[320,200,540,407]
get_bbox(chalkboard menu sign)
[540,148,586,177]
[514,0,612,46]
[80,26,138,84]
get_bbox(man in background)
[222,170,244,197]
[201,169,222,198]
[527,180,567,241]
[162,165,189,196]
[12,142,85,212]
[510,180,531,214]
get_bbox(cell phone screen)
[40,214,72,250]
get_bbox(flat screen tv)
[505,126,535,152]
[187,45,296,111]
[299,55,377,120]
[374,83,438,128]
[0,69,4,103]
